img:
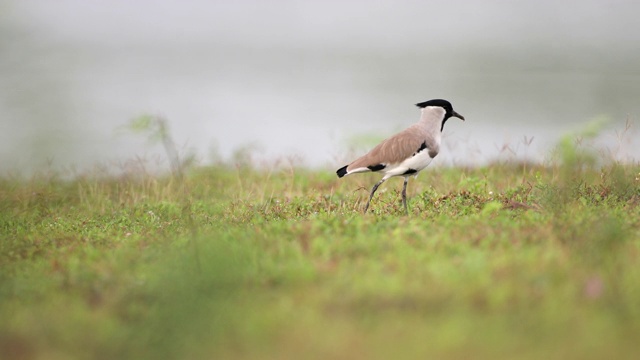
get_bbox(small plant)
[125,115,195,178]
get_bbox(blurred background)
[1,0,639,175]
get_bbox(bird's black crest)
[415,99,452,109]
[336,165,348,178]
[367,164,386,172]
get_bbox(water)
[1,0,639,175]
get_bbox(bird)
[336,99,465,214]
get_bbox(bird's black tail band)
[336,165,348,178]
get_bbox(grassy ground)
[1,153,639,359]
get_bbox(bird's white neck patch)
[421,106,445,117]
[420,106,446,126]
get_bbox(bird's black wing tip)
[336,165,348,178]
[367,164,386,172]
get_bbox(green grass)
[1,157,639,360]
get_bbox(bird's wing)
[347,125,429,171]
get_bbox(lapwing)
[336,99,465,214]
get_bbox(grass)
[1,145,640,359]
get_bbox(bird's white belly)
[382,150,435,178]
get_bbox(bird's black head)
[415,99,465,131]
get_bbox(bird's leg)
[401,176,409,215]
[364,178,386,214]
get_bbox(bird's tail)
[336,165,348,178]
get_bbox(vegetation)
[1,132,639,359]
